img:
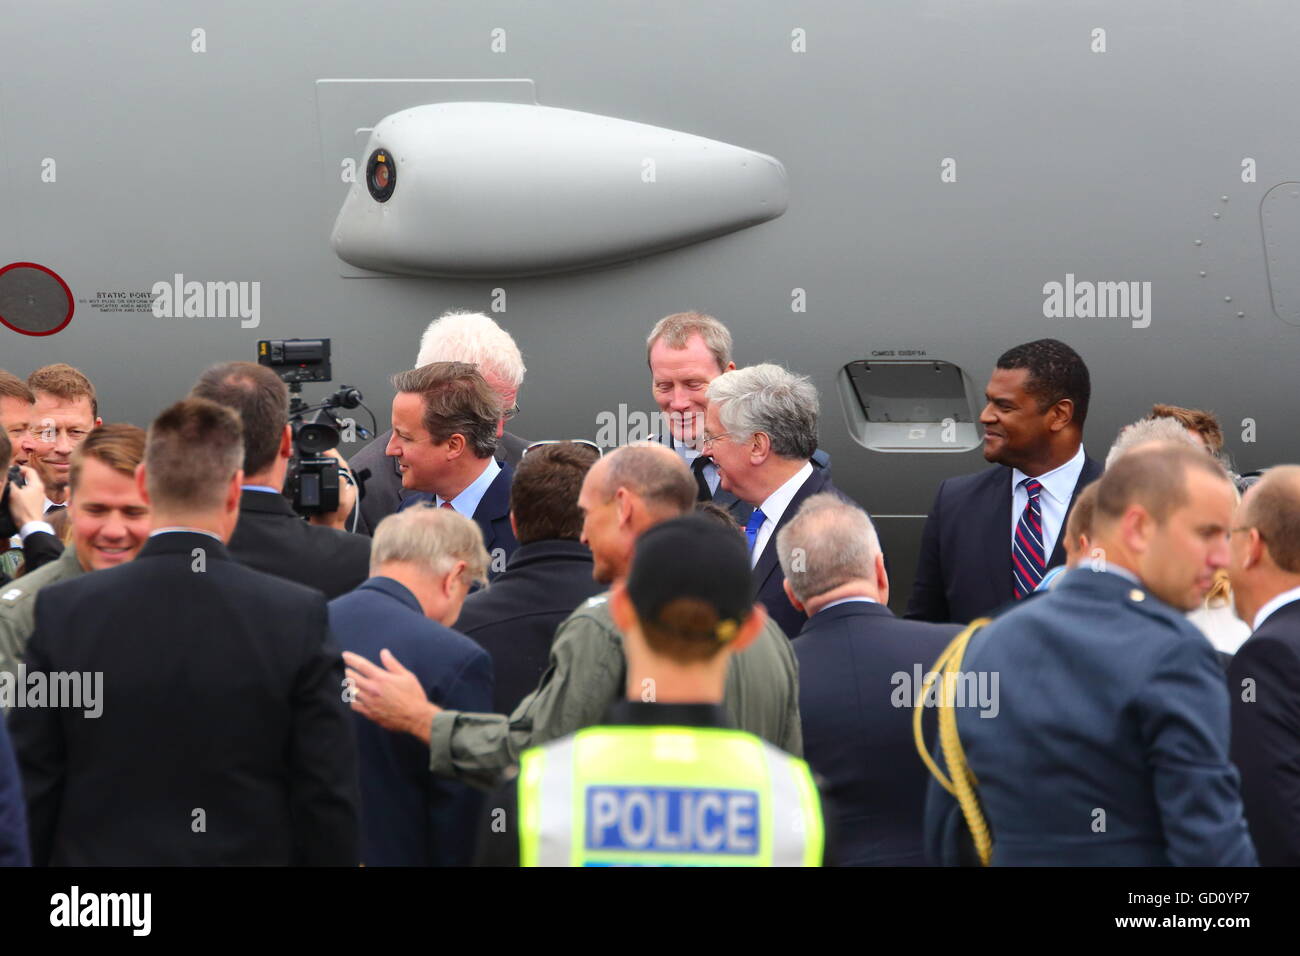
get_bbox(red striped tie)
[1012,478,1046,599]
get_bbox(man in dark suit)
[1227,465,1300,865]
[924,444,1256,866]
[645,310,831,525]
[347,311,529,535]
[454,441,604,713]
[907,338,1101,625]
[776,493,960,865]
[391,362,518,577]
[329,506,493,866]
[192,361,370,599]
[702,363,856,638]
[0,714,27,866]
[10,398,360,865]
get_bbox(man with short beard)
[0,425,149,695]
[343,443,802,790]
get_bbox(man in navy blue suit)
[330,505,493,866]
[1226,465,1300,865]
[777,493,959,865]
[907,339,1102,625]
[924,444,1257,866]
[391,362,517,578]
[703,363,856,638]
[454,441,604,713]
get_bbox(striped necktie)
[1012,478,1046,599]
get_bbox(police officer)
[922,442,1257,866]
[476,514,827,866]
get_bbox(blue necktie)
[745,508,767,555]
[1012,478,1046,599]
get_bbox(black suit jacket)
[1229,599,1300,866]
[397,462,518,579]
[453,539,604,712]
[752,467,856,639]
[9,531,361,866]
[795,601,960,865]
[348,430,528,536]
[228,489,371,599]
[904,454,1103,625]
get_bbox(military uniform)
[923,566,1257,866]
[0,545,84,695]
[429,593,803,789]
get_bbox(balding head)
[1229,465,1300,625]
[578,443,697,585]
[1090,442,1235,611]
[776,494,885,609]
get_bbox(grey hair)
[1105,416,1202,469]
[645,311,733,372]
[370,505,491,588]
[776,494,881,603]
[416,310,527,391]
[706,364,819,460]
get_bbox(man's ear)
[749,431,771,465]
[94,417,104,429]
[875,552,890,605]
[782,579,806,614]
[135,462,151,506]
[279,424,293,459]
[445,433,466,460]
[614,487,636,529]
[1120,504,1152,555]
[730,604,768,653]
[1047,399,1074,434]
[509,511,518,538]
[443,560,468,598]
[1246,528,1266,570]
[226,469,244,514]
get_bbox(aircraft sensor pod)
[330,102,789,277]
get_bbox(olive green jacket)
[0,545,86,704]
[429,592,803,789]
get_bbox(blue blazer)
[905,454,1103,625]
[923,568,1257,866]
[1229,599,1300,865]
[329,577,494,866]
[398,461,518,579]
[795,600,959,865]
[752,466,856,639]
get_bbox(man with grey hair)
[349,310,529,534]
[328,506,493,866]
[646,311,829,521]
[1104,415,1201,469]
[342,442,803,790]
[777,494,961,865]
[704,363,856,638]
[390,361,517,577]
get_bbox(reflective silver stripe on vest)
[534,735,577,866]
[764,744,810,866]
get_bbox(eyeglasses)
[699,430,740,448]
[523,439,603,458]
[503,402,521,422]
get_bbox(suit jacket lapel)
[982,467,1015,607]
[1048,455,1103,568]
[752,469,826,592]
[472,462,513,552]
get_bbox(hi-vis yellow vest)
[517,725,824,866]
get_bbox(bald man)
[343,443,803,789]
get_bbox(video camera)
[257,338,374,517]
[0,464,26,541]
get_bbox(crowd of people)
[0,309,1294,866]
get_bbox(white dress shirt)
[1251,584,1300,632]
[437,457,500,517]
[1011,444,1086,565]
[819,596,879,611]
[150,527,222,542]
[750,461,813,568]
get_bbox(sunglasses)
[523,439,603,458]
